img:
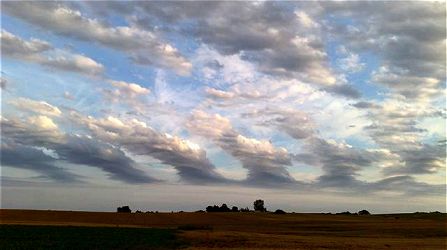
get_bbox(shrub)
[358,210,371,215]
[274,209,286,214]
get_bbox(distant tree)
[358,210,371,215]
[206,205,222,212]
[274,209,286,214]
[231,206,239,212]
[253,199,266,212]
[220,204,231,212]
[117,206,131,213]
[240,207,250,212]
[337,211,356,215]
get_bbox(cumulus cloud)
[9,97,62,117]
[188,111,296,186]
[89,1,336,85]
[1,29,51,56]
[69,113,227,184]
[3,2,191,75]
[42,52,104,75]
[1,115,157,184]
[295,137,387,187]
[320,1,446,101]
[1,30,104,75]
[102,80,151,111]
[351,96,446,176]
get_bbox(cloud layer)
[1,1,445,203]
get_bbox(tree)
[231,206,239,212]
[253,199,266,212]
[220,204,230,212]
[117,206,131,213]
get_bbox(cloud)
[320,1,445,101]
[55,135,158,184]
[351,96,446,176]
[1,141,80,183]
[1,30,104,75]
[188,110,296,186]
[294,137,377,187]
[205,87,235,99]
[322,84,361,99]
[70,113,227,184]
[109,80,150,96]
[0,78,7,89]
[3,2,191,75]
[1,29,51,56]
[92,2,336,85]
[102,80,151,111]
[1,116,63,147]
[9,97,62,117]
[336,46,365,73]
[1,115,157,184]
[241,108,315,140]
[42,52,104,75]
[371,175,446,196]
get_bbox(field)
[1,209,446,249]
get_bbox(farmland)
[1,209,446,249]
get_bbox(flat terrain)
[1,209,446,249]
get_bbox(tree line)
[117,199,371,215]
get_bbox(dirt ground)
[1,209,446,249]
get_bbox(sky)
[1,1,446,213]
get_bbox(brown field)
[1,209,446,249]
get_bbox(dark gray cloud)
[371,175,446,196]
[56,135,158,184]
[383,143,446,176]
[1,141,80,183]
[1,115,157,184]
[351,101,379,109]
[322,84,361,99]
[295,137,378,187]
[293,137,444,196]
[70,114,227,184]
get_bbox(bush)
[273,209,286,214]
[240,207,250,212]
[358,210,371,215]
[336,211,354,215]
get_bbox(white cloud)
[1,30,104,75]
[9,97,62,117]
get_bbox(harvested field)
[1,209,446,249]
